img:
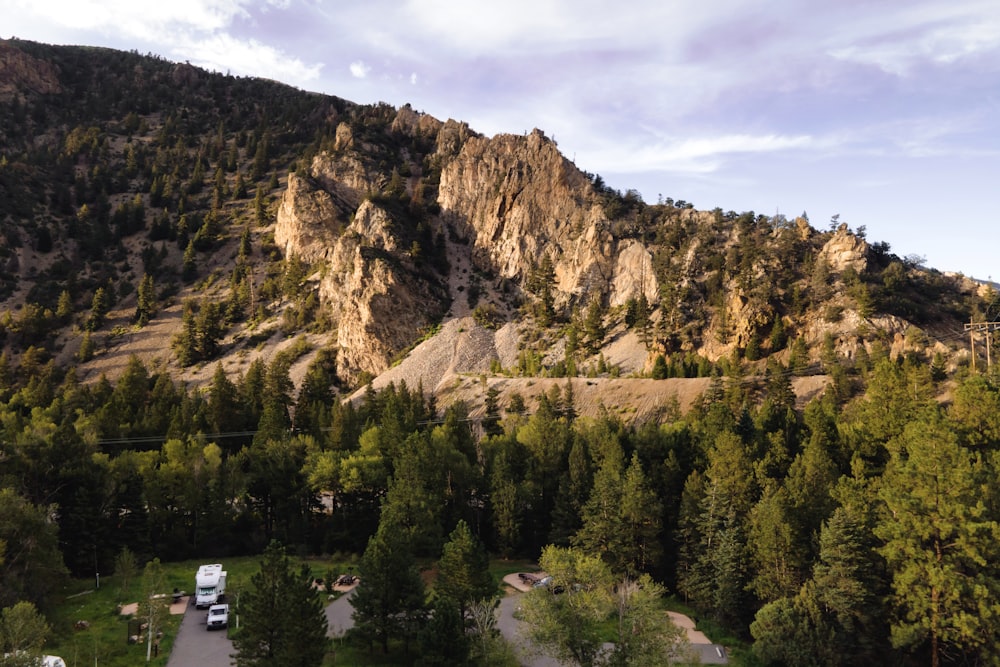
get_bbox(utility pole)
[965,321,1000,371]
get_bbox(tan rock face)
[435,119,478,158]
[391,104,443,138]
[275,173,343,262]
[277,166,446,384]
[819,224,869,273]
[438,129,619,304]
[329,248,440,382]
[334,122,354,152]
[0,42,61,100]
[311,150,372,207]
[610,241,658,307]
[277,123,670,381]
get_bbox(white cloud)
[176,33,323,86]
[585,133,819,174]
[2,0,322,87]
[349,60,371,79]
[410,72,418,85]
[826,2,1000,75]
[4,0,249,41]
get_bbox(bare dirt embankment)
[350,315,830,422]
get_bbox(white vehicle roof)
[196,563,224,585]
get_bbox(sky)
[4,0,1000,281]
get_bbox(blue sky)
[4,0,999,280]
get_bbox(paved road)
[166,589,355,667]
[325,589,355,637]
[496,593,728,665]
[166,600,234,667]
[497,595,572,667]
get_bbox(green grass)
[488,557,541,584]
[323,634,415,666]
[46,553,362,667]
[46,578,180,667]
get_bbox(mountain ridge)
[0,39,994,417]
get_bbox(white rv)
[195,563,227,609]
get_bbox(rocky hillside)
[0,39,994,418]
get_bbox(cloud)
[585,133,820,174]
[4,0,250,41]
[176,33,323,85]
[349,60,371,79]
[410,72,418,85]
[2,0,323,87]
[826,2,1000,75]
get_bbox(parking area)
[165,599,234,667]
[499,573,728,665]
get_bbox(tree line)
[2,345,1000,664]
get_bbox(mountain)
[0,39,993,418]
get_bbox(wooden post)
[988,329,993,371]
[971,326,976,373]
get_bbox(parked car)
[336,574,358,586]
[533,576,564,594]
[206,604,229,630]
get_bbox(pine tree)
[352,525,426,654]
[56,289,73,323]
[182,239,197,281]
[253,358,293,445]
[876,414,1000,667]
[206,362,240,436]
[748,485,804,603]
[87,286,110,331]
[415,596,469,666]
[77,331,95,362]
[233,541,328,667]
[434,520,495,618]
[583,297,605,353]
[618,451,663,576]
[173,301,198,366]
[134,273,156,326]
[489,451,521,557]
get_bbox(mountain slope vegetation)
[1,40,1000,666]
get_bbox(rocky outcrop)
[610,241,659,306]
[277,169,447,384]
[391,104,443,138]
[437,129,619,305]
[311,144,373,206]
[819,223,869,273]
[435,119,478,158]
[275,173,344,263]
[0,41,60,100]
[325,241,444,382]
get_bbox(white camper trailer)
[195,563,227,609]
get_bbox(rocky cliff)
[438,128,657,307]
[2,39,988,411]
[0,42,60,101]
[277,119,662,382]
